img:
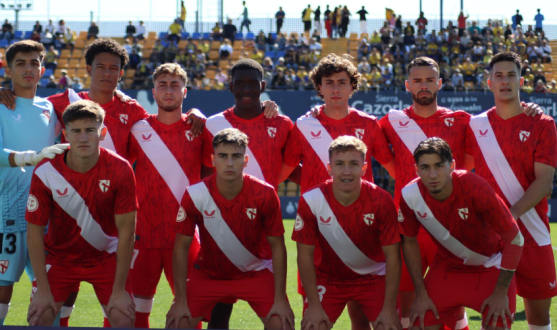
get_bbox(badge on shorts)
[0,260,9,274]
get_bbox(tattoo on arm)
[496,269,514,290]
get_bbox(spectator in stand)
[55,20,66,37]
[238,1,251,33]
[44,46,58,70]
[533,68,547,85]
[45,76,57,88]
[470,29,483,45]
[275,7,285,34]
[339,6,350,38]
[309,37,321,51]
[215,68,228,84]
[136,21,146,40]
[72,77,84,90]
[125,21,136,40]
[223,19,237,42]
[40,29,54,47]
[416,11,428,34]
[481,20,493,36]
[442,79,455,91]
[395,15,403,34]
[314,6,321,33]
[123,39,133,54]
[31,31,41,42]
[33,21,43,34]
[87,22,99,40]
[62,28,75,51]
[265,33,276,51]
[526,41,540,62]
[460,57,476,82]
[357,59,371,74]
[368,66,382,88]
[177,0,186,29]
[531,57,545,73]
[58,69,71,89]
[45,19,55,34]
[522,79,534,93]
[302,5,313,32]
[471,41,484,62]
[219,38,233,59]
[271,68,287,88]
[357,38,369,61]
[132,62,151,89]
[451,68,464,86]
[534,79,548,93]
[331,7,339,38]
[540,39,552,63]
[549,80,557,93]
[457,10,468,36]
[211,22,223,41]
[534,9,544,34]
[1,19,13,40]
[129,49,141,69]
[324,5,332,38]
[255,30,266,51]
[168,19,182,42]
[512,10,523,31]
[468,21,480,36]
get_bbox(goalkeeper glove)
[13,143,70,167]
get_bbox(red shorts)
[131,237,200,296]
[400,230,437,292]
[423,268,516,329]
[186,268,277,321]
[302,276,393,323]
[515,245,557,299]
[44,255,132,306]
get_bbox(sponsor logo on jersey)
[311,130,322,139]
[11,114,21,122]
[267,127,277,138]
[56,188,69,197]
[294,213,304,231]
[0,260,8,274]
[42,110,51,123]
[519,130,530,142]
[363,213,374,226]
[550,281,556,289]
[445,118,454,127]
[398,210,404,222]
[99,180,110,193]
[185,130,194,141]
[204,210,216,218]
[176,206,186,222]
[120,114,128,124]
[27,194,39,212]
[399,120,409,127]
[246,208,257,220]
[142,134,152,142]
[417,211,427,219]
[458,208,469,220]
[355,128,365,140]
[479,129,488,137]
[319,216,332,225]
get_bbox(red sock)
[135,312,150,328]
[103,317,111,327]
[195,321,202,329]
[60,316,70,327]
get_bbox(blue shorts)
[0,231,34,285]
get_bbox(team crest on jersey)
[176,206,186,222]
[99,180,110,193]
[204,210,216,218]
[27,194,38,212]
[56,188,69,197]
[444,118,454,127]
[246,208,257,220]
[398,210,404,222]
[119,114,128,124]
[142,134,152,142]
[319,216,332,225]
[363,213,374,226]
[355,128,365,140]
[42,110,51,123]
[417,211,427,219]
[519,131,530,142]
[267,127,277,138]
[294,213,304,231]
[311,130,322,139]
[0,260,8,274]
[458,208,469,220]
[11,114,21,122]
[479,129,488,137]
[399,121,409,127]
[185,130,194,141]
[550,281,556,289]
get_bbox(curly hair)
[84,38,129,68]
[309,53,361,99]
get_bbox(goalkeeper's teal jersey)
[0,96,59,233]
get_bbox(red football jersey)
[177,174,284,279]
[399,170,517,273]
[284,107,394,193]
[48,90,149,160]
[201,108,294,189]
[26,148,137,267]
[379,106,471,207]
[465,108,557,247]
[292,180,400,284]
[128,114,205,249]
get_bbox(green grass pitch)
[5,222,557,329]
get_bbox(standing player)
[25,100,137,327]
[0,40,67,325]
[293,136,401,330]
[399,137,524,330]
[280,53,395,330]
[466,52,557,330]
[166,128,294,330]
[127,63,206,328]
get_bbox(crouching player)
[293,136,402,330]
[166,128,294,330]
[400,137,523,330]
[25,100,137,327]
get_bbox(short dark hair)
[309,53,361,99]
[84,38,129,68]
[413,137,453,164]
[62,100,105,126]
[407,56,440,76]
[212,128,249,151]
[489,51,522,71]
[5,40,46,67]
[230,59,264,80]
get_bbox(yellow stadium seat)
[77,31,87,40]
[210,41,221,50]
[60,49,71,59]
[71,50,82,59]
[67,59,80,69]
[142,49,152,59]
[125,69,135,78]
[74,39,86,49]
[148,31,157,40]
[208,50,219,61]
[205,69,216,79]
[286,181,299,197]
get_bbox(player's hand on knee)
[301,304,333,330]
[263,100,279,118]
[185,108,207,137]
[115,90,134,103]
[480,292,511,330]
[107,289,135,322]
[27,288,58,326]
[409,293,439,330]
[265,298,295,330]
[165,300,192,329]
[0,87,16,110]
[373,307,402,330]
[522,101,544,117]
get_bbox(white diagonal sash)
[35,162,118,253]
[303,188,386,275]
[388,109,428,155]
[296,115,334,170]
[402,182,501,268]
[187,182,272,273]
[131,120,190,204]
[205,113,265,181]
[470,113,550,246]
[67,88,116,153]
